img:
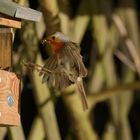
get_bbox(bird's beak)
[41,39,47,45]
[41,37,52,45]
[46,38,52,44]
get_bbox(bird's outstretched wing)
[40,55,74,90]
[59,42,87,78]
[59,42,88,110]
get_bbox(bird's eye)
[52,36,55,40]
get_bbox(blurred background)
[2,0,140,140]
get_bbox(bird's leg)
[23,61,53,73]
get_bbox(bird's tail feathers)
[76,77,88,111]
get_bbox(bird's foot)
[23,61,52,73]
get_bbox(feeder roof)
[0,0,42,22]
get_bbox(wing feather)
[60,42,87,78]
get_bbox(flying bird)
[41,32,88,110]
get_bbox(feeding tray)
[0,70,20,125]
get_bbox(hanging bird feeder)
[0,0,42,126]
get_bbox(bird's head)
[42,32,70,54]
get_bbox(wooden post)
[0,28,12,69]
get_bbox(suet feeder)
[0,0,42,126]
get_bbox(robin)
[41,32,88,110]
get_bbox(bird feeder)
[0,0,41,126]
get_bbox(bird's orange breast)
[51,41,64,54]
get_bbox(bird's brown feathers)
[40,41,88,110]
[40,42,87,88]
